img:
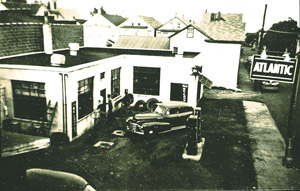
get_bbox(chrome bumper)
[126,123,144,135]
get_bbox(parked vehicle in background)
[126,101,194,136]
[260,80,280,91]
[26,168,96,191]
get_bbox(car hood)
[134,112,161,120]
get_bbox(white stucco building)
[0,48,204,141]
[169,12,246,89]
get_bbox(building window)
[100,72,105,80]
[173,47,178,54]
[111,68,121,95]
[78,77,94,119]
[133,66,160,95]
[12,80,46,120]
[177,22,181,29]
[187,27,194,38]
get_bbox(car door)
[164,107,182,127]
[177,107,194,125]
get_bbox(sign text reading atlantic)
[250,55,297,83]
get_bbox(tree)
[262,18,300,57]
[245,32,259,47]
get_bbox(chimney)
[68,43,80,56]
[51,54,66,66]
[43,11,53,54]
[217,12,221,21]
[210,13,215,21]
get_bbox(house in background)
[156,14,191,37]
[118,15,162,37]
[83,7,126,47]
[169,11,245,89]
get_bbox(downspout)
[59,73,65,134]
[64,74,68,135]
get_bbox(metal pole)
[254,4,268,91]
[283,37,300,167]
[258,4,267,51]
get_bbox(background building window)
[12,80,46,120]
[133,66,160,95]
[187,27,194,38]
[100,72,105,79]
[78,77,94,119]
[111,68,121,95]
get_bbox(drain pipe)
[59,73,66,134]
[64,74,68,136]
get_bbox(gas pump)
[186,107,202,156]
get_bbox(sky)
[57,0,300,33]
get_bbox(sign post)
[283,38,300,167]
[250,50,299,167]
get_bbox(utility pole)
[258,4,268,51]
[283,37,300,167]
[254,4,268,91]
[283,2,300,167]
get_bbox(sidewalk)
[203,61,300,189]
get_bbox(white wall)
[0,66,64,133]
[84,14,120,47]
[0,53,203,141]
[123,55,200,107]
[170,27,207,54]
[157,17,187,38]
[201,42,242,89]
[119,16,155,37]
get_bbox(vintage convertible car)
[126,101,194,136]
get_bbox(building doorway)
[100,89,106,112]
[170,83,188,102]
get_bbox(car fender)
[142,122,170,128]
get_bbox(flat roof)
[0,47,177,67]
[0,48,120,68]
[0,48,201,68]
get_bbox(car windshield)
[154,105,166,115]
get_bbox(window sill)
[78,113,93,123]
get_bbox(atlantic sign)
[250,55,297,83]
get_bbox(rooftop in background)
[112,36,170,50]
[0,9,47,23]
[0,48,178,68]
[101,8,127,26]
[196,12,246,42]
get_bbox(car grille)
[127,123,142,133]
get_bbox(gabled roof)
[169,24,213,40]
[157,16,191,31]
[56,8,83,20]
[101,11,127,26]
[138,15,162,29]
[112,36,170,50]
[197,12,246,42]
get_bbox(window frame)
[187,27,194,38]
[77,77,94,119]
[133,66,160,96]
[12,80,46,120]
